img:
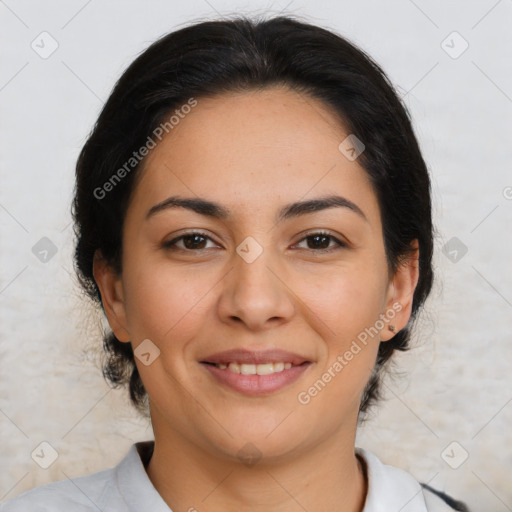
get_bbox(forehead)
[129,86,380,227]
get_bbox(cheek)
[294,268,385,411]
[295,260,388,345]
[122,257,215,344]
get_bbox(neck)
[145,411,367,512]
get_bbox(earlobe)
[380,240,420,342]
[92,250,131,342]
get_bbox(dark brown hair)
[72,14,434,419]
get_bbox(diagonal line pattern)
[265,163,338,235]
[407,0,439,29]
[0,472,29,501]
[382,381,439,438]
[0,266,29,296]
[402,62,439,99]
[265,265,337,336]
[471,0,503,30]
[162,163,201,198]
[0,0,29,28]
[60,220,72,233]
[471,396,512,439]
[265,409,294,438]
[275,0,295,16]
[163,267,234,338]
[472,60,512,104]
[471,265,512,307]
[61,0,93,29]
[472,470,512,511]
[163,370,235,439]
[0,203,29,232]
[200,470,234,503]
[0,406,30,438]
[202,0,225,19]
[0,62,29,92]
[470,204,499,233]
[2,10,506,509]
[61,388,112,439]
[265,470,310,511]
[61,470,104,511]
[61,61,103,102]
[399,472,439,511]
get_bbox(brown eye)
[294,232,346,252]
[163,232,217,251]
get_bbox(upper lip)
[201,348,311,366]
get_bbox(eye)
[162,231,218,252]
[293,231,347,253]
[162,230,347,253]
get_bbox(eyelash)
[162,230,347,254]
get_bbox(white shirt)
[0,441,467,511]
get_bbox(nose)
[216,242,295,331]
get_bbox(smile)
[201,361,312,395]
[207,361,300,374]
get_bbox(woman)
[1,15,470,512]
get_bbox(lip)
[200,348,310,366]
[201,361,312,396]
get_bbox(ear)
[92,250,131,342]
[380,239,420,342]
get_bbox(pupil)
[182,234,330,250]
[184,234,205,249]
[309,235,329,249]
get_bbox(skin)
[93,85,419,512]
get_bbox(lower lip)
[201,362,312,396]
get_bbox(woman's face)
[95,86,418,462]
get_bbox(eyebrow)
[146,194,368,223]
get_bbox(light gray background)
[1,0,511,509]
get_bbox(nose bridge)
[218,233,295,328]
[233,234,280,300]
[236,238,275,289]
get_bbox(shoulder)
[0,467,116,512]
[421,483,470,512]
[0,441,162,512]
[356,447,470,512]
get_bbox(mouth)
[200,348,311,366]
[201,360,310,375]
[199,348,313,396]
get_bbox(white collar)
[356,447,428,511]
[114,442,430,511]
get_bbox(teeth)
[214,361,295,374]
[241,364,256,375]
